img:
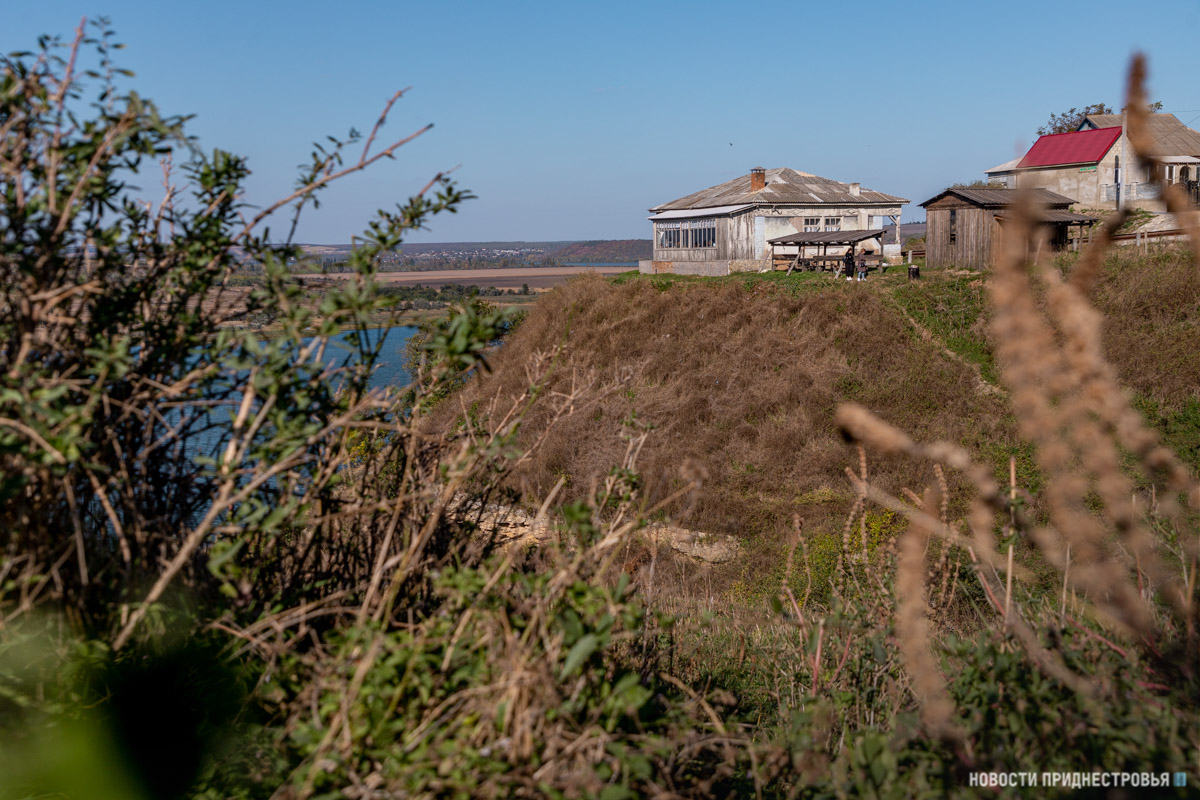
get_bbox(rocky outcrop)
[449,495,739,564]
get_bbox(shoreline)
[220,298,536,334]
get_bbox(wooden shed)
[919,188,1097,269]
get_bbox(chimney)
[849,182,861,196]
[750,166,766,192]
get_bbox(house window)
[656,218,716,249]
[949,209,957,244]
[803,217,821,232]
[824,217,841,232]
[657,221,681,248]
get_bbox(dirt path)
[878,290,1004,399]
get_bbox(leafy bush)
[0,24,749,799]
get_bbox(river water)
[182,325,418,466]
[322,325,418,391]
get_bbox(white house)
[639,167,908,276]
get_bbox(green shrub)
[0,26,753,798]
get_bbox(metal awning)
[767,229,885,246]
[648,203,753,221]
[1160,155,1200,164]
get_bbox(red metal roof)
[1018,126,1121,168]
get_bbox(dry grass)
[1086,245,1200,411]
[436,277,1017,563]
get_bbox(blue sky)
[7,1,1199,243]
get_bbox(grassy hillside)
[469,275,1008,519]
[885,247,1200,472]
[1088,247,1200,470]
[440,247,1200,599]
[417,245,1200,789]
[438,270,1021,603]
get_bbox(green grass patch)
[889,270,997,385]
[1132,394,1200,473]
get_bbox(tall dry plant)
[835,54,1199,739]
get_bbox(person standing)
[856,250,868,282]
[842,248,854,279]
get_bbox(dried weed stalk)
[833,54,1198,733]
[894,485,964,743]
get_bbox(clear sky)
[7,1,1199,243]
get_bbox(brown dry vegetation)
[1090,245,1200,410]
[429,237,1200,606]
[435,276,1021,572]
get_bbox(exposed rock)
[447,494,739,563]
[644,525,739,563]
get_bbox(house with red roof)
[985,113,1200,210]
[1006,126,1123,208]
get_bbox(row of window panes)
[656,219,716,248]
[802,217,843,232]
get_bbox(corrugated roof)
[1083,113,1200,155]
[768,229,885,245]
[1018,127,1121,168]
[919,187,1075,208]
[650,168,908,212]
[647,204,753,220]
[995,210,1099,223]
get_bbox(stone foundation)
[636,259,747,276]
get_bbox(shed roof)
[994,210,1099,223]
[1082,113,1200,155]
[768,229,885,245]
[919,187,1075,208]
[1018,127,1121,168]
[650,168,908,212]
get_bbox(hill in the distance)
[881,221,926,244]
[546,240,651,262]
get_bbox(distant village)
[290,240,651,272]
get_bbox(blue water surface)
[318,325,418,392]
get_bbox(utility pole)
[1117,112,1126,210]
